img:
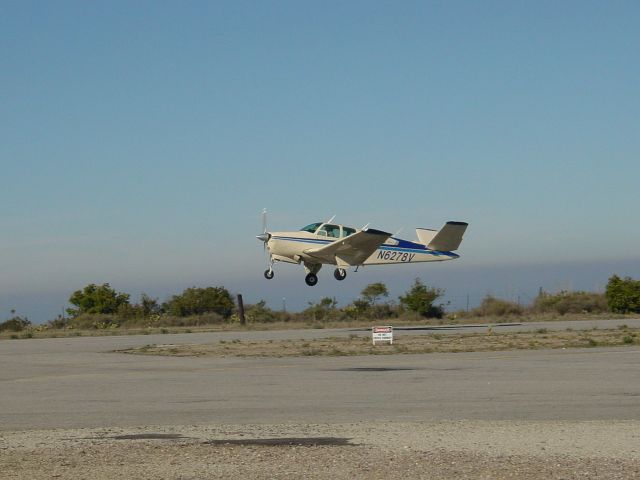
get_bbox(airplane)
[256,211,468,286]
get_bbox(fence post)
[237,294,246,325]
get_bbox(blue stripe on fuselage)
[379,245,457,258]
[271,236,333,245]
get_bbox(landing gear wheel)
[334,268,347,281]
[305,273,318,286]
[264,269,274,280]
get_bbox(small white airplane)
[256,211,468,286]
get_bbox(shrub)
[532,290,607,315]
[470,295,523,317]
[302,297,346,321]
[344,299,371,319]
[606,275,640,314]
[67,283,130,317]
[48,316,69,329]
[398,278,445,318]
[0,316,31,332]
[245,300,279,323]
[162,287,234,318]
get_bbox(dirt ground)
[2,421,639,479]
[118,326,640,358]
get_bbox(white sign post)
[372,326,393,345]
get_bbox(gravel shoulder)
[2,421,639,479]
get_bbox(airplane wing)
[304,229,392,266]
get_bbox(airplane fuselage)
[268,231,458,266]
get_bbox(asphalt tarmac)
[2,320,640,431]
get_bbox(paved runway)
[2,321,640,431]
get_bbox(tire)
[264,269,274,280]
[305,273,318,286]
[334,268,347,281]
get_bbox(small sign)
[372,326,393,345]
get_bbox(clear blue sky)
[1,1,639,320]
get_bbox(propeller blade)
[262,208,267,234]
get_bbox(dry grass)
[2,312,639,343]
[3,312,638,341]
[119,327,640,358]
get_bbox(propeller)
[256,209,271,266]
[256,208,271,244]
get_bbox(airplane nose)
[256,233,271,243]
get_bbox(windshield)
[300,222,322,234]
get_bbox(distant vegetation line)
[1,275,640,336]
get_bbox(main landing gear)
[333,268,347,281]
[263,264,348,286]
[305,268,346,286]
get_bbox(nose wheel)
[305,273,318,286]
[264,269,274,280]
[333,268,347,281]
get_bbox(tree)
[361,282,389,306]
[606,275,640,314]
[398,278,445,318]
[139,293,161,317]
[163,287,234,318]
[67,283,130,317]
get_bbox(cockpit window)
[342,227,356,237]
[300,222,322,233]
[323,224,341,238]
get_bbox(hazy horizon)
[4,256,639,323]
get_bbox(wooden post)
[237,294,246,325]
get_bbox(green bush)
[606,275,640,314]
[67,283,130,317]
[398,278,445,318]
[162,287,234,318]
